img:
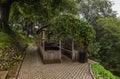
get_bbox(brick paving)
[17,46,93,79]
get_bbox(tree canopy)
[95,17,120,75]
[77,0,116,25]
[49,14,95,47]
[0,0,77,32]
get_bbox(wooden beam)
[42,30,45,52]
[43,39,45,52]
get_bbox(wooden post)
[43,39,45,52]
[39,34,41,46]
[72,39,75,61]
[42,30,45,52]
[43,29,45,39]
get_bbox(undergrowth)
[0,31,27,70]
[91,64,116,79]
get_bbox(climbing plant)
[49,14,95,47]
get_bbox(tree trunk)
[0,1,13,32]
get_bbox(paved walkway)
[17,46,93,79]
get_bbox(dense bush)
[49,14,95,47]
[91,64,116,79]
[89,17,120,77]
[96,18,120,76]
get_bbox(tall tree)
[0,0,14,31]
[0,0,77,32]
[97,17,120,76]
[76,0,117,45]
[77,0,116,26]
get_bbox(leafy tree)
[76,0,117,42]
[49,14,95,46]
[77,0,116,26]
[88,41,101,61]
[97,17,120,76]
[0,0,77,32]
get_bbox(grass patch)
[91,64,116,79]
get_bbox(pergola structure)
[37,26,80,64]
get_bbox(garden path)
[17,46,93,79]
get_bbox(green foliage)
[13,55,23,61]
[0,31,27,70]
[77,0,116,25]
[9,0,77,26]
[0,47,10,70]
[96,17,120,76]
[49,14,95,47]
[91,64,116,79]
[6,0,78,40]
[1,62,10,70]
[0,0,7,3]
[88,42,101,61]
[10,31,28,50]
[13,62,19,67]
[0,32,12,49]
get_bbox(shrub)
[91,64,116,79]
[0,32,27,70]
